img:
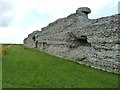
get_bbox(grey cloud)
[0,2,13,15]
[0,16,13,27]
[0,0,14,27]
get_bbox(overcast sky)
[0,0,119,44]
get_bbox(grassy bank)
[2,45,118,88]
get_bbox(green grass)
[2,45,118,88]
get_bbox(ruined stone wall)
[24,7,120,74]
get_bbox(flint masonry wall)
[24,7,120,74]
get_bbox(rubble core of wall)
[24,7,120,74]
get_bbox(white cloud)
[0,0,119,43]
[0,27,38,44]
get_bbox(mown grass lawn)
[2,45,118,88]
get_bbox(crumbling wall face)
[24,37,36,48]
[86,18,119,74]
[24,7,120,74]
[24,31,39,48]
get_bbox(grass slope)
[2,45,118,88]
